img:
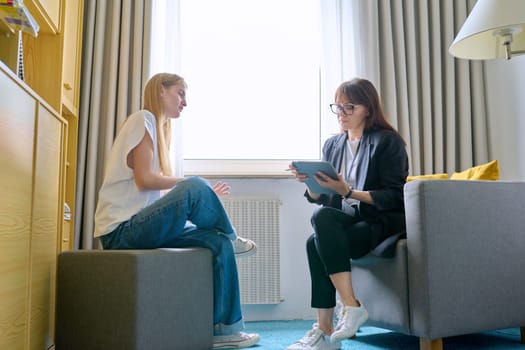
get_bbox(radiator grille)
[221,197,282,304]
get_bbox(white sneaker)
[331,302,368,342]
[233,237,257,258]
[213,332,260,349]
[286,323,341,350]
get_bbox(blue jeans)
[99,176,244,335]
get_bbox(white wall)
[224,56,525,323]
[485,55,525,180]
[220,178,318,321]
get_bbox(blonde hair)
[142,73,186,176]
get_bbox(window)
[151,0,349,176]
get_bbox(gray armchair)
[352,180,525,350]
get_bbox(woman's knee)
[179,176,210,189]
[311,206,335,225]
[311,207,338,237]
[165,176,211,198]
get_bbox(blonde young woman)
[94,73,260,349]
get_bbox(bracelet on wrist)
[343,187,353,199]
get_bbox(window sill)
[183,159,300,178]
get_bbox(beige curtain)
[75,0,153,249]
[352,0,490,176]
[149,0,183,177]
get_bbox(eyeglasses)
[330,103,358,115]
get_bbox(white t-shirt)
[341,139,360,214]
[94,110,161,237]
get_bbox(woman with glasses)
[287,78,408,350]
[94,73,260,349]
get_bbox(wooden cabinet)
[0,1,83,111]
[30,104,64,349]
[25,0,62,34]
[0,62,65,350]
[0,0,83,347]
[0,62,35,350]
[60,0,83,251]
[1,0,83,250]
[61,0,83,115]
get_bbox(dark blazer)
[306,128,409,250]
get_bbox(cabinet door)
[25,0,62,34]
[29,105,64,349]
[40,0,62,30]
[61,0,83,115]
[0,67,35,349]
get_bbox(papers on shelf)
[0,0,39,37]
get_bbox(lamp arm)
[499,29,524,59]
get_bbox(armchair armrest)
[404,180,525,340]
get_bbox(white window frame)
[183,159,295,177]
[150,0,354,177]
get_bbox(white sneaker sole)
[234,245,257,258]
[213,334,260,348]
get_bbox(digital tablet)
[291,160,339,195]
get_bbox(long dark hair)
[335,78,404,143]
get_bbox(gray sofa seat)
[352,180,525,350]
[55,248,213,350]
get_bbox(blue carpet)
[244,320,524,350]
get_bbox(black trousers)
[306,206,372,309]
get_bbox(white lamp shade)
[449,0,525,59]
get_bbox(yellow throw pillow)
[450,160,499,180]
[406,173,449,182]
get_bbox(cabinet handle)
[63,83,73,90]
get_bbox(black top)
[306,128,409,249]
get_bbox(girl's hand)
[213,181,231,196]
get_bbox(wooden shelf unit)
[0,0,83,348]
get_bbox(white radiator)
[221,196,282,304]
